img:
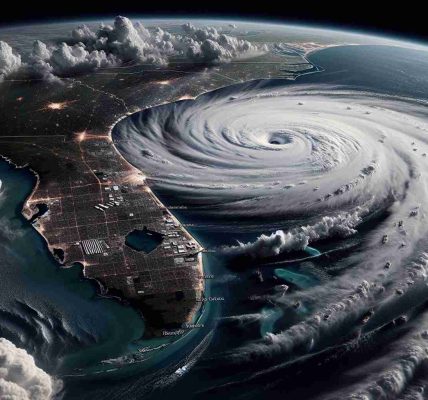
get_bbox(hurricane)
[113,80,428,234]
[112,76,428,398]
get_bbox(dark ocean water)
[0,161,146,372]
[2,44,428,399]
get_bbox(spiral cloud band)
[113,76,428,396]
[113,80,428,237]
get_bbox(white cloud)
[181,22,265,62]
[88,16,169,65]
[0,41,21,81]
[50,43,118,75]
[1,16,268,81]
[0,338,62,400]
[71,24,97,42]
[31,40,51,61]
[26,39,118,81]
[222,208,365,258]
[24,41,57,81]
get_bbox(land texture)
[0,48,313,335]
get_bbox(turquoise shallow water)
[271,247,321,290]
[274,268,319,289]
[304,246,321,257]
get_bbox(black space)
[1,1,426,44]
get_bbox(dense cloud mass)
[113,76,428,397]
[181,22,263,62]
[332,332,428,400]
[222,209,365,258]
[26,40,118,81]
[112,82,410,233]
[0,41,21,81]
[0,338,61,399]
[0,16,266,81]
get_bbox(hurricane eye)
[268,131,293,145]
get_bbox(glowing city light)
[76,131,87,143]
[177,94,195,101]
[46,101,69,110]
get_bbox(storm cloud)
[181,22,265,62]
[0,16,266,81]
[0,338,62,400]
[222,209,364,258]
[0,41,21,81]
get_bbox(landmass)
[0,42,314,336]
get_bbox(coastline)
[0,41,331,373]
[0,109,206,340]
[107,112,206,321]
